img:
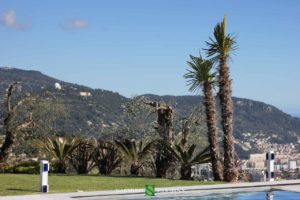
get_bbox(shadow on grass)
[7,188,39,192]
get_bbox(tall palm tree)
[114,139,155,176]
[204,16,238,182]
[35,136,79,173]
[184,54,223,181]
[166,143,211,180]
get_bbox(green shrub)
[4,161,40,174]
[14,166,39,174]
[3,165,14,173]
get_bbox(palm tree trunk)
[56,160,66,173]
[219,56,237,182]
[203,83,223,181]
[130,162,140,176]
[180,164,192,180]
[154,151,168,178]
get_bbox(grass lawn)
[0,173,222,196]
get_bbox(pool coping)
[70,179,300,199]
[1,180,300,200]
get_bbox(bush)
[14,166,39,174]
[4,161,40,174]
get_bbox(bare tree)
[0,82,36,163]
[179,106,204,149]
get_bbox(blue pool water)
[130,191,300,200]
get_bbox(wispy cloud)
[66,19,89,30]
[1,10,30,30]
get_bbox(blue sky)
[0,0,299,116]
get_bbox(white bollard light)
[266,151,275,181]
[40,160,49,193]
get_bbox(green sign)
[145,185,155,196]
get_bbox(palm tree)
[167,143,211,180]
[93,140,122,175]
[184,54,223,181]
[35,136,79,173]
[150,140,176,178]
[114,139,155,176]
[69,137,96,174]
[204,16,238,182]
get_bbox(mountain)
[0,67,128,136]
[141,94,300,158]
[1,67,300,158]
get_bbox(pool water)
[129,191,300,200]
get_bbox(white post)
[40,160,49,193]
[266,151,275,181]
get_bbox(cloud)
[1,10,30,30]
[67,19,89,29]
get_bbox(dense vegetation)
[1,68,300,159]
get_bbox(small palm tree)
[69,137,96,174]
[114,139,155,176]
[204,16,238,182]
[150,140,176,178]
[93,140,121,175]
[167,143,211,180]
[184,54,223,181]
[36,136,79,173]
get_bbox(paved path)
[1,180,300,200]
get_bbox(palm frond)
[187,144,196,158]
[204,16,237,62]
[184,54,217,93]
[190,145,211,164]
[138,140,156,161]
[175,144,186,163]
[114,139,131,159]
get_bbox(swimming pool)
[126,190,300,200]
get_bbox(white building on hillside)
[54,82,62,90]
[80,92,92,97]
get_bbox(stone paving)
[1,180,300,200]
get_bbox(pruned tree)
[143,100,175,178]
[0,82,36,163]
[144,101,174,143]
